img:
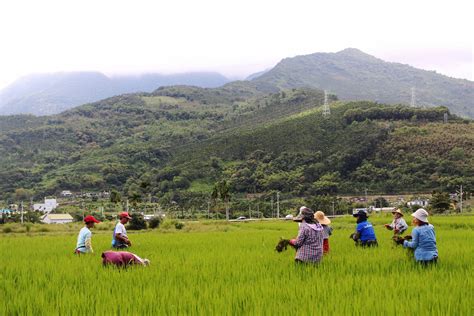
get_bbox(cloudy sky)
[0,0,472,89]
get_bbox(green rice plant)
[0,215,472,315]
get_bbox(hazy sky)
[0,0,472,90]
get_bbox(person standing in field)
[350,210,378,247]
[384,209,408,235]
[112,212,132,249]
[402,208,438,265]
[289,207,324,263]
[315,211,332,254]
[75,215,100,254]
[102,251,150,267]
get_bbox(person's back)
[406,224,438,261]
[76,227,92,253]
[357,220,376,241]
[293,222,324,263]
[102,251,149,267]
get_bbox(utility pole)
[332,200,335,216]
[365,188,368,209]
[276,192,280,219]
[456,185,463,213]
[207,201,211,219]
[249,204,251,219]
[20,201,24,224]
[271,196,274,218]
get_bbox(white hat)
[411,208,429,223]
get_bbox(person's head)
[411,208,429,226]
[143,259,150,266]
[392,209,403,219]
[315,211,331,226]
[354,210,368,223]
[84,215,100,228]
[119,212,132,224]
[295,206,315,224]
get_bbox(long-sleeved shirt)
[102,251,146,266]
[293,222,324,263]
[76,227,93,253]
[389,217,408,234]
[403,224,438,261]
[322,225,333,239]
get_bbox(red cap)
[84,215,100,223]
[119,212,132,219]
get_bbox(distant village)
[0,187,463,224]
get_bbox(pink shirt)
[102,251,144,266]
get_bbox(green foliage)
[430,192,452,213]
[127,214,147,230]
[253,48,474,118]
[148,216,162,229]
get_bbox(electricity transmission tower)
[322,90,331,117]
[410,87,416,108]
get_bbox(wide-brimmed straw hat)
[315,211,331,225]
[391,209,404,216]
[411,208,429,223]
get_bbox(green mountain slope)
[0,85,325,198]
[163,101,473,198]
[252,48,474,118]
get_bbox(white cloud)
[0,0,472,89]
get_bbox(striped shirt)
[294,222,324,263]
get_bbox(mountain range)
[251,48,473,118]
[1,48,472,118]
[0,72,230,115]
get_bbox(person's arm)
[85,233,93,253]
[115,225,132,245]
[398,219,408,234]
[404,229,419,249]
[384,221,394,230]
[115,233,131,245]
[290,226,307,248]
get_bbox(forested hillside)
[252,48,474,118]
[0,82,471,206]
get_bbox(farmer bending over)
[402,208,438,265]
[351,210,378,247]
[289,207,324,263]
[112,212,132,249]
[384,209,408,235]
[102,251,150,267]
[75,215,100,254]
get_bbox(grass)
[1,214,473,315]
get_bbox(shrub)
[175,222,185,230]
[3,227,13,233]
[127,214,147,230]
[148,216,162,229]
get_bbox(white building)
[60,190,73,197]
[34,198,59,213]
[41,213,73,224]
[407,199,429,207]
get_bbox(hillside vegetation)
[253,48,474,118]
[1,83,471,208]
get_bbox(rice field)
[1,215,473,315]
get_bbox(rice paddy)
[1,215,473,315]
